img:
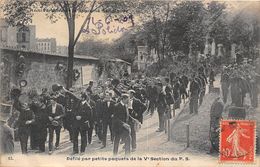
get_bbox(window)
[17,27,30,43]
[22,33,26,42]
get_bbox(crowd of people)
[1,56,259,156]
[209,59,260,153]
[221,60,259,108]
[0,62,215,156]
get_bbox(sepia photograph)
[0,0,260,166]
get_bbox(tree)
[2,0,123,88]
[75,39,111,58]
[168,1,207,55]
[134,1,172,66]
[111,30,138,64]
[206,1,229,52]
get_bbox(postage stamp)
[219,120,256,163]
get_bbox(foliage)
[75,39,112,58]
[168,1,207,54]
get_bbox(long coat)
[100,100,116,122]
[72,101,92,130]
[112,102,129,135]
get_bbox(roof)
[0,45,130,65]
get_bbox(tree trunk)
[66,18,75,89]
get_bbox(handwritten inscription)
[82,14,134,35]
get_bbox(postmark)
[219,120,256,163]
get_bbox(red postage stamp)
[219,120,256,163]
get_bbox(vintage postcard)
[0,0,259,167]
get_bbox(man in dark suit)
[29,97,49,153]
[94,93,104,143]
[209,97,224,153]
[156,83,169,132]
[112,94,131,156]
[12,88,35,154]
[63,92,75,142]
[129,90,147,124]
[100,92,115,148]
[128,90,146,151]
[46,96,65,154]
[86,81,94,95]
[189,74,200,114]
[147,83,158,116]
[62,88,93,154]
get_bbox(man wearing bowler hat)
[11,88,35,154]
[112,94,131,156]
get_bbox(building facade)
[0,19,36,50]
[36,38,57,53]
[134,46,158,71]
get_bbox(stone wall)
[0,49,98,95]
[1,48,131,98]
